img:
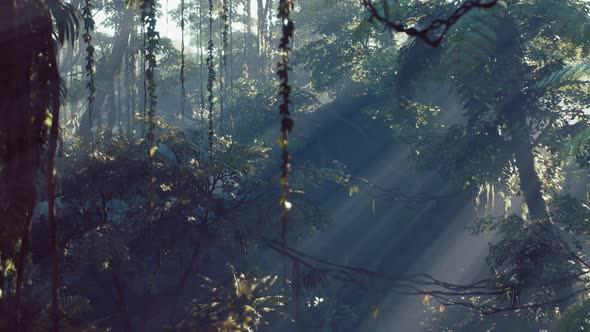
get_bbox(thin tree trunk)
[117,76,122,132]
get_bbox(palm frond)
[48,0,81,47]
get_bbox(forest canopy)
[3,0,590,331]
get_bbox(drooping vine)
[180,0,186,117]
[228,0,235,129]
[219,0,229,132]
[277,0,294,247]
[221,0,229,55]
[82,0,96,152]
[141,0,159,208]
[206,0,216,158]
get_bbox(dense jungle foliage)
[4,0,590,331]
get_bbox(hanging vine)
[219,0,229,132]
[180,0,186,117]
[198,0,205,134]
[142,22,147,135]
[82,0,96,152]
[141,0,159,208]
[277,0,294,247]
[229,0,235,128]
[206,0,216,158]
[221,0,229,59]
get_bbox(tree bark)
[0,2,50,330]
[1,2,64,330]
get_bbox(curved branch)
[360,0,499,47]
[264,238,590,315]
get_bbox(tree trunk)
[1,2,39,330]
[1,2,61,330]
[503,93,548,220]
[494,10,547,221]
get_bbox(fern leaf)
[439,6,503,82]
[61,295,92,319]
[562,127,590,157]
[535,63,590,89]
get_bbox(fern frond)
[61,295,92,319]
[439,4,504,81]
[562,126,590,157]
[534,63,590,90]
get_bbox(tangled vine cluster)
[361,0,499,47]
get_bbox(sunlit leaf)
[149,145,158,157]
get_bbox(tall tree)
[0,0,73,329]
